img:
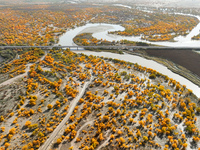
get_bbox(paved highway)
[1,45,200,50]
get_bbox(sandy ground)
[0,55,3,62]
[78,25,115,35]
[0,64,31,87]
[196,51,200,54]
[0,51,47,87]
[0,49,199,150]
[39,76,94,150]
[69,120,95,149]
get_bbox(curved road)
[69,120,94,148]
[39,76,94,150]
[0,51,47,87]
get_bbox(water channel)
[58,7,200,47]
[74,51,200,98]
[57,9,200,97]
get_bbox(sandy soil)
[78,25,115,35]
[0,49,199,150]
[39,76,94,150]
[0,50,47,87]
[0,64,30,87]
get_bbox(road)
[69,120,94,148]
[0,50,47,87]
[1,45,200,51]
[0,64,31,87]
[39,76,94,150]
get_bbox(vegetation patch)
[0,48,199,150]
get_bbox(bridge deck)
[0,46,200,50]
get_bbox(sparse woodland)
[107,12,198,42]
[0,3,200,150]
[0,4,199,47]
[0,48,199,150]
[0,4,102,46]
[73,33,153,48]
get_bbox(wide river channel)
[57,12,200,97]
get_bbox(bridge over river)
[1,45,200,51]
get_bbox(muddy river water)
[57,10,200,97]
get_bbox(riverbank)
[0,48,199,150]
[72,30,200,89]
[125,49,200,88]
[74,50,200,97]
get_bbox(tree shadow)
[43,109,50,113]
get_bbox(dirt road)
[0,51,47,87]
[39,76,93,150]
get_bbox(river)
[57,23,125,46]
[57,19,200,47]
[74,51,200,98]
[58,6,200,47]
[57,8,200,97]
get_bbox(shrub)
[47,104,53,109]
[149,74,156,79]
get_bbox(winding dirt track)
[39,76,94,150]
[68,120,94,149]
[0,65,30,87]
[0,51,47,87]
